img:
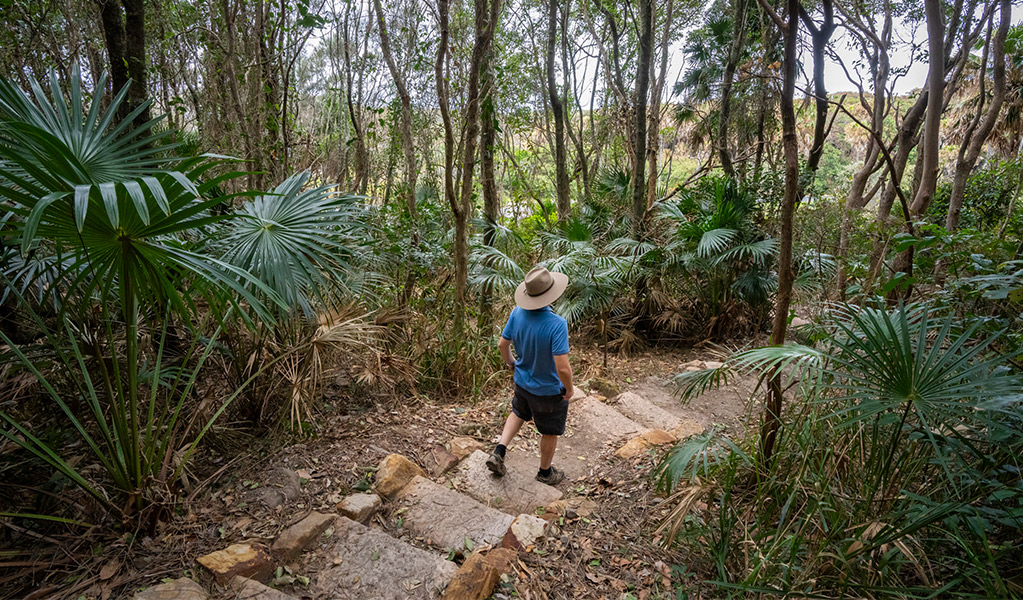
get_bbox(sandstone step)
[613,391,684,431]
[570,396,647,441]
[452,450,563,515]
[627,374,757,429]
[314,516,457,599]
[552,396,648,479]
[396,475,515,551]
[231,576,299,600]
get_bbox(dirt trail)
[120,343,761,600]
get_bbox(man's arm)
[554,354,573,400]
[499,337,515,373]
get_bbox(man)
[486,265,574,485]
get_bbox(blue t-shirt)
[501,306,570,396]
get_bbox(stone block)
[315,517,458,599]
[429,444,461,475]
[197,543,273,584]
[337,492,381,524]
[133,578,207,600]
[480,547,518,575]
[615,429,677,459]
[272,512,335,561]
[448,437,485,460]
[375,454,424,498]
[453,450,562,514]
[440,553,499,600]
[397,475,514,550]
[230,576,298,600]
[501,514,547,551]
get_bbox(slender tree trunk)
[632,0,653,237]
[646,0,674,210]
[718,0,748,180]
[342,6,369,194]
[547,0,571,220]
[372,0,418,224]
[757,0,799,464]
[946,0,1010,232]
[480,3,501,334]
[909,0,946,218]
[98,0,149,125]
[799,0,835,180]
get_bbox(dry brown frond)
[655,483,715,547]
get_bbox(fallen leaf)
[99,559,120,581]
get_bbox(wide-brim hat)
[515,266,569,310]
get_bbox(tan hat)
[514,266,569,310]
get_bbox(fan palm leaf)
[219,171,368,314]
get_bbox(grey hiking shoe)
[485,450,506,477]
[536,466,565,485]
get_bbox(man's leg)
[538,434,558,469]
[497,412,526,447]
[488,412,526,477]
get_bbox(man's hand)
[499,337,516,377]
[554,354,573,401]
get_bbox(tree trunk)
[372,0,418,224]
[343,5,369,195]
[480,16,500,334]
[646,0,675,210]
[631,0,653,237]
[799,0,835,179]
[756,0,799,465]
[946,0,1010,232]
[98,0,149,125]
[717,0,748,179]
[909,0,946,218]
[547,0,571,220]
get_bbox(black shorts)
[511,384,569,436]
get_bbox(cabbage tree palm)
[0,68,279,513]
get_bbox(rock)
[569,385,587,402]
[615,429,677,459]
[544,497,597,520]
[397,475,515,551]
[242,467,301,509]
[571,397,646,442]
[453,450,563,515]
[272,512,336,561]
[375,454,425,498]
[480,548,518,575]
[429,444,461,476]
[230,577,298,600]
[586,377,621,399]
[197,543,273,584]
[133,578,207,600]
[449,437,486,460]
[337,493,381,524]
[791,317,812,328]
[671,420,704,441]
[441,552,500,600]
[703,360,725,369]
[501,514,548,551]
[615,391,683,431]
[315,517,458,599]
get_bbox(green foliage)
[659,303,1023,597]
[218,171,373,315]
[929,160,1020,230]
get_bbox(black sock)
[538,466,552,477]
[495,444,506,458]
